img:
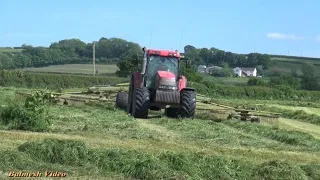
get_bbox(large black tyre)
[165,108,179,118]
[115,92,128,110]
[179,89,196,118]
[132,87,150,119]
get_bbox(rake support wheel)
[115,92,128,110]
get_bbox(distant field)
[202,75,269,86]
[272,57,320,65]
[20,64,118,75]
[269,57,320,77]
[0,48,22,53]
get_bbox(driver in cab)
[158,57,170,72]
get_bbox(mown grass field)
[20,64,119,75]
[0,86,319,179]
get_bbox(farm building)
[206,66,222,74]
[197,65,223,74]
[233,67,257,77]
[197,65,207,73]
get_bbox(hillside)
[2,43,320,78]
[268,56,320,77]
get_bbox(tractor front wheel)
[132,87,150,119]
[179,89,196,119]
[115,92,128,110]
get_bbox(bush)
[247,77,266,86]
[211,68,234,77]
[269,74,301,89]
[0,90,53,131]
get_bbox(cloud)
[266,33,306,40]
[315,35,320,42]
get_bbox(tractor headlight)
[158,85,176,90]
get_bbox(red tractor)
[115,47,196,119]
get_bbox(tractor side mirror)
[186,60,192,68]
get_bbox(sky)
[1,0,320,57]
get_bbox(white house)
[233,67,257,77]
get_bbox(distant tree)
[301,63,319,90]
[0,53,14,69]
[256,65,264,76]
[180,62,203,82]
[258,54,272,69]
[116,53,142,77]
[221,62,229,68]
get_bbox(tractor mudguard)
[178,75,187,91]
[133,72,142,89]
[181,87,196,92]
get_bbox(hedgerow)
[0,70,127,89]
[190,80,320,101]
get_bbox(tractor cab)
[145,53,180,91]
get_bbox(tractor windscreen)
[145,56,179,88]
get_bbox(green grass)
[0,87,319,179]
[201,75,263,86]
[267,104,320,116]
[0,48,22,53]
[278,118,320,139]
[20,64,119,75]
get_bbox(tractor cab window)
[145,56,179,88]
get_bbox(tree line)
[0,38,142,69]
[0,37,271,71]
[183,45,272,70]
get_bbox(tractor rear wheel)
[179,89,196,119]
[132,87,150,119]
[165,108,179,118]
[115,92,128,110]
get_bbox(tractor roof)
[147,49,181,58]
